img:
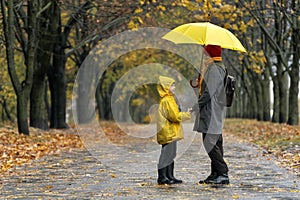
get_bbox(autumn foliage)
[1,119,299,176]
[224,119,300,176]
[0,127,83,173]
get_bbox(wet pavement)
[1,123,299,199]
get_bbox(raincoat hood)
[157,76,175,98]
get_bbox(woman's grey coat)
[193,61,226,134]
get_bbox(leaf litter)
[0,126,83,174]
[0,119,299,178]
[224,119,300,177]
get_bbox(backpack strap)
[223,68,228,86]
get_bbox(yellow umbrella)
[162,22,247,52]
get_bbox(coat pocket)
[200,104,210,119]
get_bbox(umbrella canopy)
[162,22,247,52]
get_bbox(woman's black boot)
[199,171,218,184]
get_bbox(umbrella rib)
[203,22,208,46]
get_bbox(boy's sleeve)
[161,97,191,122]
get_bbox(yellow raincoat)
[157,76,191,144]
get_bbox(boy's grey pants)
[158,141,177,169]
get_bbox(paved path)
[1,123,299,199]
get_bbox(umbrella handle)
[190,79,200,88]
[189,73,201,88]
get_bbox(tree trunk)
[23,0,38,132]
[273,2,289,124]
[235,78,242,118]
[96,84,113,121]
[30,72,48,130]
[48,49,68,128]
[17,93,30,135]
[278,70,288,123]
[250,89,257,119]
[96,84,103,120]
[288,67,299,125]
[254,74,264,121]
[48,1,92,128]
[30,0,56,130]
[272,77,280,122]
[48,33,68,128]
[247,71,257,119]
[262,61,271,121]
[262,83,271,121]
[0,97,14,122]
[241,84,247,118]
[242,85,249,118]
[97,78,114,121]
[47,3,68,129]
[287,14,300,125]
[45,80,50,120]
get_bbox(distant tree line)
[0,0,298,134]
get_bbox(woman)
[193,45,230,184]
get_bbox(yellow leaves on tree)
[134,8,143,14]
[128,16,144,30]
[176,0,199,11]
[248,50,267,74]
[239,21,247,33]
[0,128,83,173]
[247,19,255,27]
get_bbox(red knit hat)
[204,45,222,57]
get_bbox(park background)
[0,0,299,183]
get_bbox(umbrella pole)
[189,50,203,88]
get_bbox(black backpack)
[218,69,235,107]
[224,70,235,107]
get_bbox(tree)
[242,0,299,125]
[47,0,130,127]
[287,0,300,125]
[1,0,37,134]
[29,0,54,130]
[1,0,297,128]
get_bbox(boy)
[156,76,192,184]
